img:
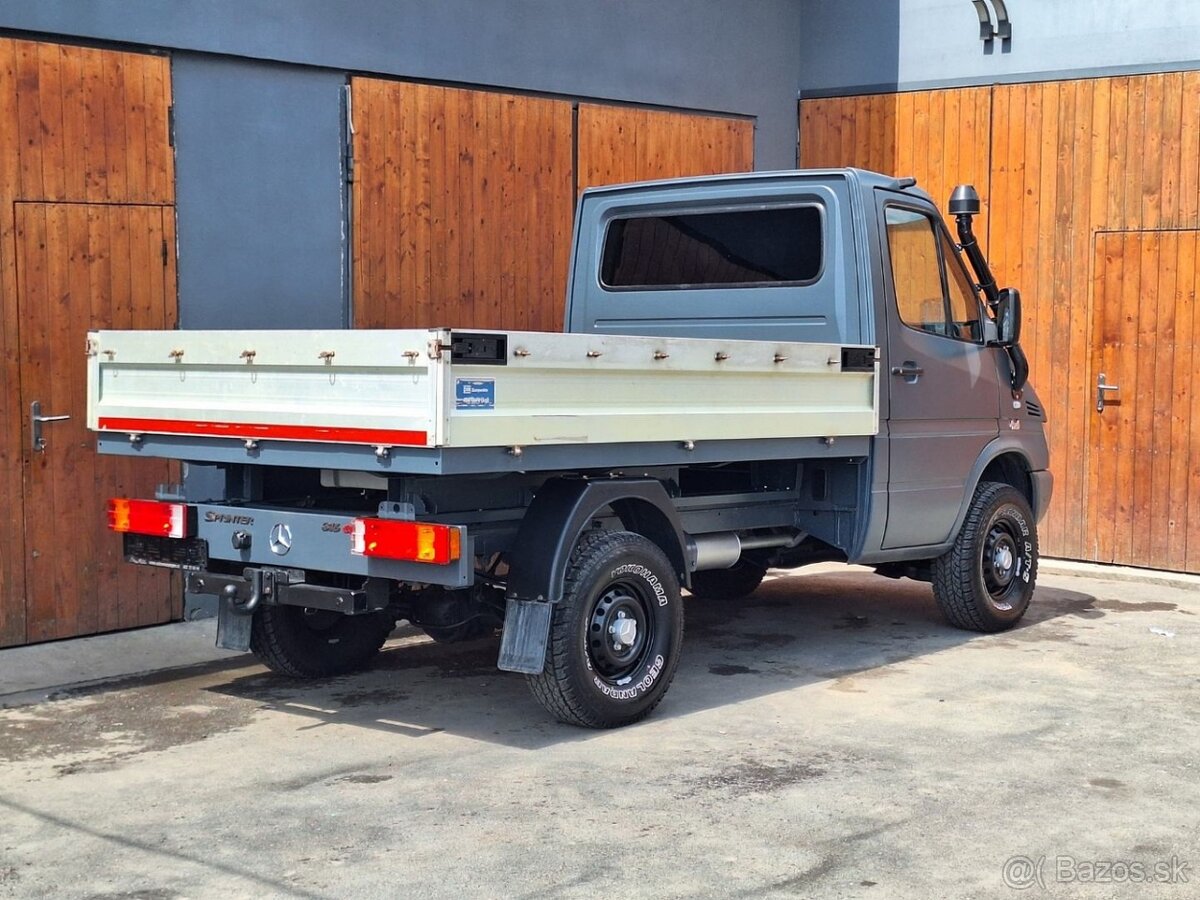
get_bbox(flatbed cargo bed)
[88,328,878,473]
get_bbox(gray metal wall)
[172,56,348,329]
[801,0,1200,96]
[0,0,800,165]
[0,0,802,328]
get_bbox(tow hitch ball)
[225,568,272,614]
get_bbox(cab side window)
[885,207,983,342]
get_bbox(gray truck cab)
[567,168,1051,567]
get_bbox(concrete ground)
[0,564,1197,899]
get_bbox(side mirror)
[994,287,1021,347]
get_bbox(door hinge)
[167,104,175,147]
[344,84,355,184]
[162,239,169,267]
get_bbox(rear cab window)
[600,206,823,290]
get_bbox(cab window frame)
[598,202,826,292]
[883,202,987,345]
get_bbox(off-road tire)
[250,605,397,678]
[527,530,684,728]
[932,481,1038,632]
[687,558,768,600]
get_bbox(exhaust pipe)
[686,531,803,572]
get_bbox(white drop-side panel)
[89,330,443,447]
[87,329,878,450]
[445,332,877,446]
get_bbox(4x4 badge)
[269,523,293,556]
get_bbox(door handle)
[1095,373,1120,413]
[890,362,925,380]
[31,400,71,452]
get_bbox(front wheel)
[527,530,684,728]
[932,481,1038,632]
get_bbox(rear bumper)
[118,502,473,587]
[190,566,393,653]
[1031,469,1053,523]
[186,568,386,615]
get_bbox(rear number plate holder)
[124,534,210,571]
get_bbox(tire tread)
[250,606,395,678]
[527,530,682,728]
[932,481,1037,633]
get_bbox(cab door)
[877,195,1002,549]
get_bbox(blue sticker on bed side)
[455,378,495,410]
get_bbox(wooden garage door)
[0,39,176,646]
[13,203,179,643]
[577,103,754,191]
[801,74,1200,571]
[1088,230,1200,572]
[350,79,575,332]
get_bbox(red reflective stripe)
[98,416,428,446]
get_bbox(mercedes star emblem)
[269,523,293,556]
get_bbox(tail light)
[350,518,461,564]
[107,498,190,539]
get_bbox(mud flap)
[216,596,254,652]
[497,599,553,674]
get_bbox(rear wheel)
[250,605,397,678]
[932,481,1037,632]
[528,530,684,728]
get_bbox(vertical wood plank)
[0,40,26,646]
[1045,82,1073,556]
[143,54,173,203]
[1122,77,1147,230]
[100,50,129,202]
[1111,230,1143,562]
[15,41,44,200]
[0,40,18,199]
[1148,231,1179,567]
[121,51,149,202]
[1180,72,1200,228]
[36,43,67,201]
[355,77,379,328]
[1159,72,1183,229]
[1025,81,1049,410]
[1128,229,1160,565]
[1169,227,1196,570]
[60,205,94,634]
[1087,234,1120,560]
[80,47,109,202]
[85,206,117,632]
[894,91,915,179]
[58,44,87,201]
[1140,74,1165,230]
[1061,79,1094,559]
[1185,233,1200,571]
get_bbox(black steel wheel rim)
[981,515,1023,610]
[587,580,655,683]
